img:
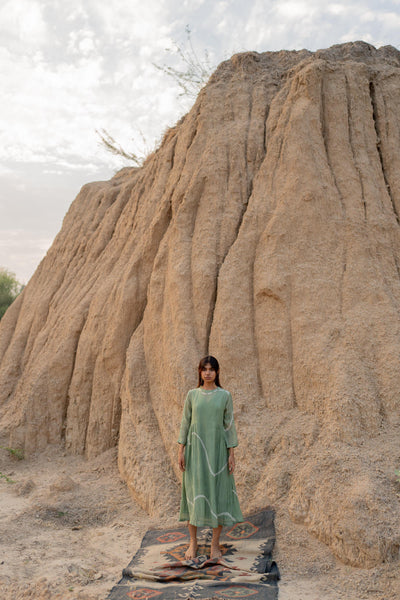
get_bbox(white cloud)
[361,10,376,22]
[42,169,65,175]
[0,0,47,46]
[376,10,400,28]
[183,0,205,9]
[0,0,186,178]
[65,5,89,23]
[327,3,347,16]
[90,0,173,45]
[67,29,97,56]
[0,47,104,167]
[275,0,316,19]
[213,0,400,53]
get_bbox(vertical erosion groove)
[169,136,177,171]
[225,143,231,189]
[320,72,346,215]
[345,74,367,220]
[244,88,254,198]
[206,279,218,355]
[369,80,400,225]
[286,233,297,409]
[62,321,85,444]
[288,303,298,408]
[320,72,347,316]
[205,188,251,350]
[393,254,400,283]
[167,104,201,203]
[206,89,260,349]
[263,110,268,155]
[91,197,174,454]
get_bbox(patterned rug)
[107,509,279,599]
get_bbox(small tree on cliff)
[98,26,214,165]
[153,25,213,99]
[0,269,22,319]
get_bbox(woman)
[178,355,243,560]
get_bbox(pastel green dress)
[178,387,243,527]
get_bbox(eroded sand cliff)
[1,41,400,568]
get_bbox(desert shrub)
[0,268,23,319]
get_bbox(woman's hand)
[178,444,186,472]
[228,448,235,473]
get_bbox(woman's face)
[201,363,217,384]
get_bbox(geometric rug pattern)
[107,509,279,599]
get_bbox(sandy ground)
[0,444,399,600]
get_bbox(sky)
[1,0,400,283]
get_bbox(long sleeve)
[223,391,238,448]
[177,391,192,444]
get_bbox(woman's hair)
[197,355,222,388]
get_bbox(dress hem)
[179,516,244,527]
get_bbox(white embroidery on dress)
[187,494,235,521]
[191,431,228,476]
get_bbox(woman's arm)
[178,443,186,472]
[223,391,238,449]
[178,392,192,473]
[228,447,235,473]
[177,392,192,445]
